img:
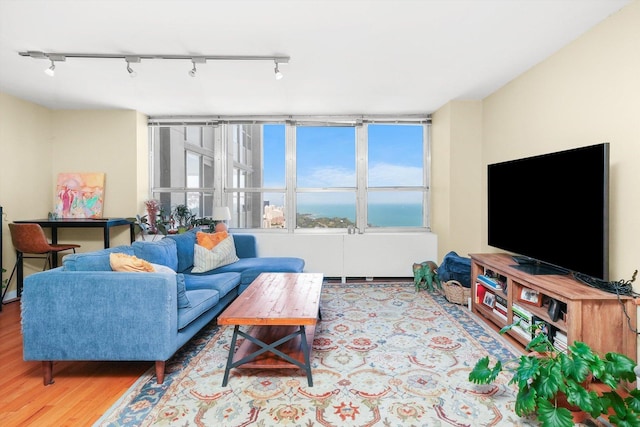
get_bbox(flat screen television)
[487,142,609,280]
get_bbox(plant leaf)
[514,386,537,416]
[604,352,637,382]
[627,389,640,414]
[510,355,540,392]
[534,362,562,400]
[564,381,594,412]
[468,357,502,384]
[559,351,592,383]
[536,398,575,427]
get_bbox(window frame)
[149,116,431,233]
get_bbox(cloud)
[297,162,422,188]
[368,162,422,186]
[297,166,355,187]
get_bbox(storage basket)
[442,280,471,305]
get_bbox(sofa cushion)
[132,238,178,271]
[183,272,241,299]
[210,257,305,275]
[196,231,228,250]
[177,289,219,330]
[164,228,198,272]
[192,236,240,273]
[63,246,134,271]
[109,253,154,272]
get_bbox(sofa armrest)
[22,270,179,361]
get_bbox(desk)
[10,218,134,298]
[14,217,134,254]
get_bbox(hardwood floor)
[0,300,150,426]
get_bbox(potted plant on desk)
[469,321,640,427]
[171,204,195,234]
[128,200,169,240]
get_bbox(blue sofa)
[21,229,304,385]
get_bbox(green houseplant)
[171,204,195,233]
[469,321,640,427]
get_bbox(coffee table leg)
[222,325,240,387]
[300,325,313,387]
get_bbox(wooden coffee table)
[218,272,324,387]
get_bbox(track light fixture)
[19,51,290,80]
[274,60,283,80]
[44,59,56,77]
[188,57,206,77]
[125,56,140,78]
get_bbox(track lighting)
[125,56,139,78]
[274,60,283,80]
[19,51,290,80]
[188,57,206,77]
[44,60,55,77]
[40,53,66,77]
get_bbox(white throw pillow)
[191,235,239,273]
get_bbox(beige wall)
[50,109,148,252]
[480,1,640,283]
[431,100,483,259]
[430,2,639,357]
[0,100,148,297]
[0,93,53,296]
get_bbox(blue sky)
[263,124,424,191]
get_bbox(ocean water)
[298,203,422,227]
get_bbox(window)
[366,124,426,228]
[149,125,214,220]
[296,126,356,229]
[228,124,286,229]
[149,117,430,231]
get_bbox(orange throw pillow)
[196,231,228,250]
[109,253,155,272]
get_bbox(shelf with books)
[469,253,637,363]
[473,282,508,327]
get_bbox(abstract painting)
[54,172,105,218]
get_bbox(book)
[512,324,531,341]
[477,275,501,290]
[493,308,507,321]
[495,295,508,307]
[554,331,568,343]
[513,313,531,331]
[476,283,487,304]
[512,303,532,321]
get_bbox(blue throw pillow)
[164,228,198,272]
[176,273,190,309]
[132,239,178,272]
[149,263,190,309]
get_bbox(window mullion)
[285,123,296,231]
[356,125,367,231]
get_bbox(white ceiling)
[0,0,631,117]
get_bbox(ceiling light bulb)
[44,60,55,77]
[188,62,197,77]
[126,62,137,78]
[274,62,283,80]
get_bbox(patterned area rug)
[95,283,536,426]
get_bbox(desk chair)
[2,223,80,302]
